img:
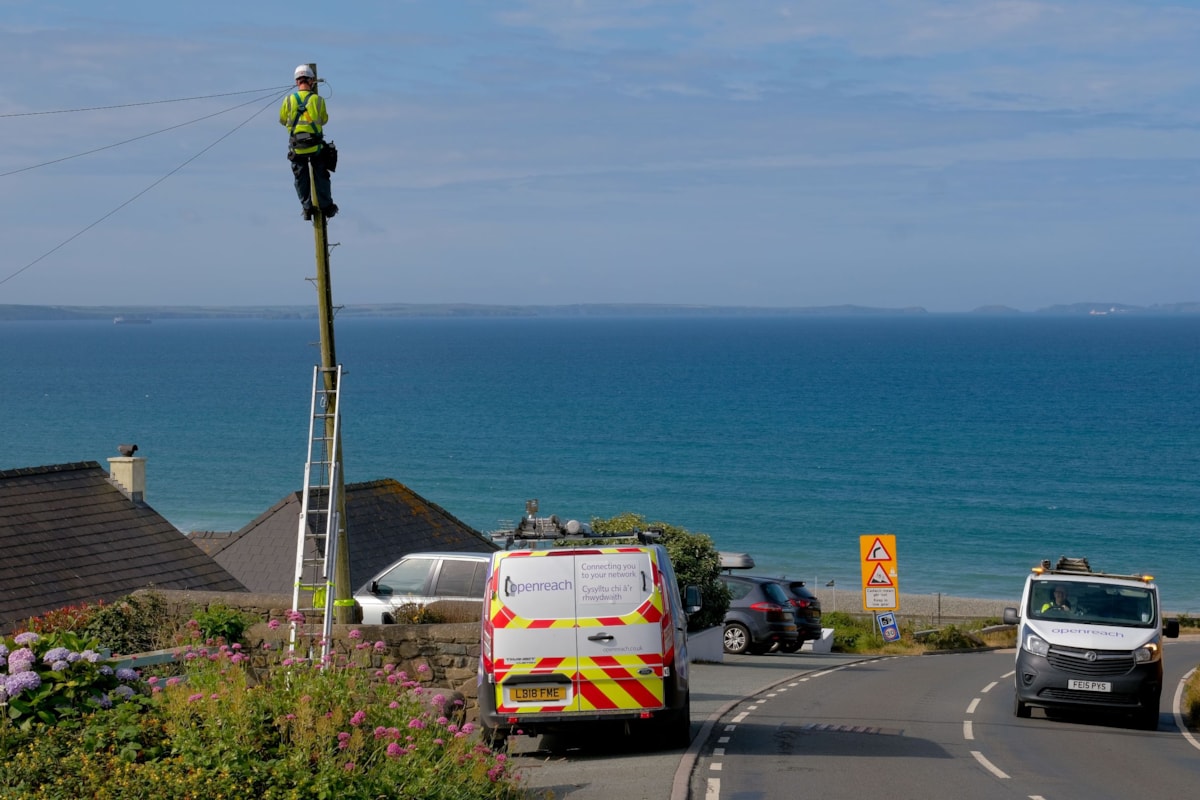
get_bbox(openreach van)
[1002,556,1180,729]
[477,545,701,750]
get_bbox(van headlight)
[1023,633,1049,657]
[1133,642,1160,664]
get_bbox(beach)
[812,588,1017,624]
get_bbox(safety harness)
[288,91,323,153]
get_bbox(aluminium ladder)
[289,364,343,659]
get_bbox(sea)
[4,314,1199,612]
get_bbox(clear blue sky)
[3,1,1198,312]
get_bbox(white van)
[355,552,492,624]
[1002,556,1180,729]
[477,544,701,750]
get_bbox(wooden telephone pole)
[305,63,352,625]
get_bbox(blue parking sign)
[876,612,900,642]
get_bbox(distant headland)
[1,301,1197,322]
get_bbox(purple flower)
[51,660,70,672]
[386,742,404,758]
[80,650,101,663]
[407,718,426,730]
[0,644,8,657]
[187,693,205,703]
[116,668,139,682]
[268,618,281,630]
[13,632,39,646]
[42,647,72,665]
[8,648,35,674]
[350,710,367,727]
[374,640,385,651]
[5,670,42,696]
[113,684,135,699]
[348,629,362,640]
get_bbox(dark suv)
[776,580,823,652]
[717,574,799,655]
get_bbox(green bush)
[2,632,522,798]
[80,592,171,655]
[0,630,138,732]
[590,512,731,631]
[191,603,256,644]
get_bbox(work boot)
[302,207,313,221]
[323,204,339,219]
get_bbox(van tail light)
[791,598,812,609]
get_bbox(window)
[375,557,435,596]
[434,560,486,598]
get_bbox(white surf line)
[971,750,1010,779]
[966,698,980,714]
[963,721,974,740]
[1172,666,1200,752]
[706,778,721,800]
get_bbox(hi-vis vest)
[279,90,327,155]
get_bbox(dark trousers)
[290,153,334,211]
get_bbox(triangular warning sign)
[865,537,892,562]
[866,563,894,587]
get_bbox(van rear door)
[489,548,665,717]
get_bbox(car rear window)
[762,582,791,604]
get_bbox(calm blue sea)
[4,315,1199,611]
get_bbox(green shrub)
[1,633,522,798]
[190,603,255,644]
[0,630,138,732]
[80,592,171,655]
[590,512,731,631]
[920,625,983,650]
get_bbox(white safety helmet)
[294,64,315,81]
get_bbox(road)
[690,639,1200,800]
[506,640,1200,799]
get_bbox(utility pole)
[306,63,353,625]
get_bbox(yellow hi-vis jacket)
[279,90,328,155]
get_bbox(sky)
[2,0,1198,312]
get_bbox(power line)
[1,91,284,178]
[0,86,292,118]
[0,91,287,290]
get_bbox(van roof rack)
[1031,556,1155,583]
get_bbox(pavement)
[509,649,866,800]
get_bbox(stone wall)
[150,590,485,719]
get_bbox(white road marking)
[963,720,974,740]
[967,698,980,714]
[713,747,725,757]
[1172,666,1200,752]
[709,762,722,771]
[718,736,730,744]
[981,681,997,693]
[1029,795,1047,799]
[1002,670,1015,679]
[732,712,749,723]
[723,724,736,732]
[971,750,1010,779]
[706,778,720,800]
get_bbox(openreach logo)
[505,576,573,596]
[1051,627,1126,638]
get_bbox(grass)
[825,611,1017,655]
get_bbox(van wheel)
[723,623,751,654]
[1134,706,1160,731]
[1014,695,1031,718]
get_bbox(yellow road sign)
[860,534,898,611]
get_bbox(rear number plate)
[508,685,566,703]
[1068,679,1112,693]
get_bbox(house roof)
[0,462,247,633]
[193,478,497,595]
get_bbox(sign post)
[860,534,898,612]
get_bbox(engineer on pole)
[280,64,338,221]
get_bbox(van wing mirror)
[1164,618,1180,638]
[1002,607,1020,625]
[684,585,703,615]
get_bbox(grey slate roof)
[193,478,497,595]
[0,462,247,633]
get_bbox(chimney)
[108,449,146,503]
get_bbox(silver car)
[355,552,491,624]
